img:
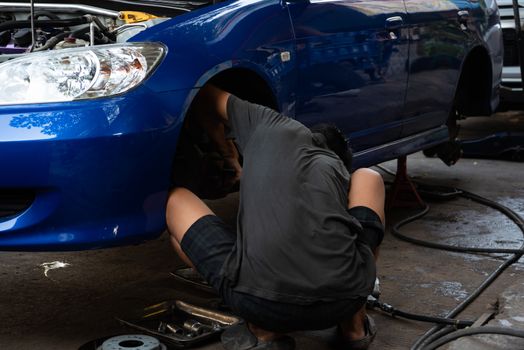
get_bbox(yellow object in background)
[119,11,159,24]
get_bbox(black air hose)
[423,326,524,350]
[389,186,524,350]
[373,165,524,350]
[368,299,474,328]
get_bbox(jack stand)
[386,156,426,209]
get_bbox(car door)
[286,0,409,152]
[401,0,471,136]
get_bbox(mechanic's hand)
[223,156,242,190]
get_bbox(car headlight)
[0,42,165,105]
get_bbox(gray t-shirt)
[221,95,376,305]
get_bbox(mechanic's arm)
[192,85,241,181]
[196,83,291,151]
[194,84,231,123]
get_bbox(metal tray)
[117,300,241,348]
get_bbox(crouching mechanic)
[166,85,385,350]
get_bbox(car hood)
[3,0,211,14]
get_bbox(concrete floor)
[1,113,523,350]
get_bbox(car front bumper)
[0,88,190,250]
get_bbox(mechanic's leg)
[342,168,385,341]
[347,168,385,224]
[166,187,215,268]
[167,188,283,343]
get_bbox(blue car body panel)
[287,0,409,151]
[0,89,189,249]
[0,0,503,250]
[402,0,503,136]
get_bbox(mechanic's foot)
[337,307,377,349]
[248,323,284,342]
[177,267,207,281]
[339,307,366,341]
[221,322,295,350]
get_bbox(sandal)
[170,267,215,292]
[221,322,295,350]
[337,314,377,350]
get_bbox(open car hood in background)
[1,0,212,15]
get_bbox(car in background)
[0,0,503,250]
[497,0,524,106]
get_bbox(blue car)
[0,0,503,250]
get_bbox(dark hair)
[310,123,352,170]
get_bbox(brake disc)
[99,334,166,350]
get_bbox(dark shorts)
[180,207,383,332]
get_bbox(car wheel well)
[454,46,493,117]
[207,68,279,110]
[424,47,493,165]
[170,68,278,198]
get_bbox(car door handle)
[385,16,403,40]
[385,16,404,30]
[458,10,469,28]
